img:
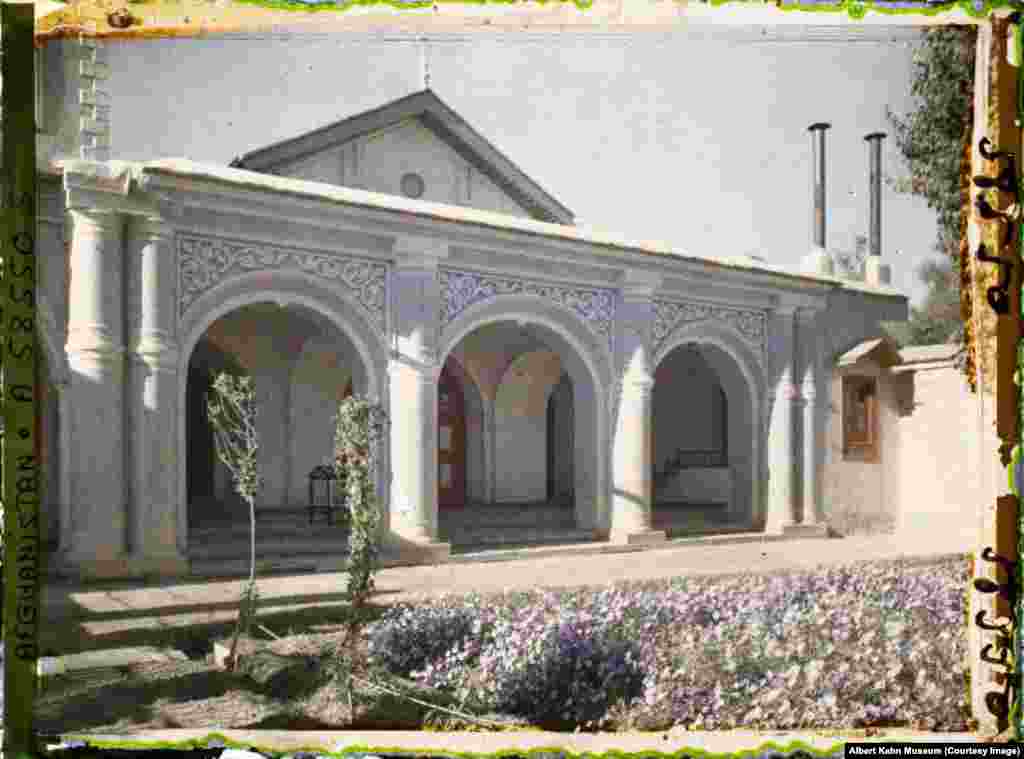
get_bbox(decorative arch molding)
[438,293,615,396]
[179,270,387,399]
[652,298,767,361]
[177,233,388,337]
[439,268,617,355]
[652,315,767,403]
[176,273,389,555]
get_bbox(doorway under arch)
[435,317,600,545]
[184,302,369,535]
[651,340,758,534]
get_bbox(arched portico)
[177,272,387,554]
[436,295,613,535]
[652,321,765,529]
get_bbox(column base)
[608,528,667,546]
[50,552,132,581]
[126,551,191,579]
[781,522,831,539]
[50,549,191,581]
[383,532,451,566]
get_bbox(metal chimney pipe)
[808,123,831,250]
[864,132,886,258]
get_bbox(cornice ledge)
[775,292,826,314]
[60,159,135,196]
[58,160,167,217]
[617,269,663,300]
[393,236,450,268]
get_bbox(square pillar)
[386,238,450,563]
[610,272,666,545]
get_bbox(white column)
[610,276,665,544]
[59,208,128,577]
[765,305,799,533]
[387,238,450,561]
[796,308,828,536]
[125,216,188,575]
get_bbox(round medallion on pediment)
[400,172,426,199]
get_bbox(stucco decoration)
[440,268,616,350]
[652,299,767,357]
[178,235,387,334]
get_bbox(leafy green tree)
[333,395,387,610]
[884,254,963,347]
[207,372,262,671]
[885,26,976,348]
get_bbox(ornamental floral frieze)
[178,234,387,333]
[652,298,766,357]
[440,268,616,349]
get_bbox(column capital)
[620,368,655,393]
[388,352,439,378]
[796,305,824,323]
[68,206,124,234]
[801,375,818,399]
[769,380,802,402]
[617,269,662,301]
[773,303,800,319]
[129,214,176,242]
[130,337,180,369]
[393,236,449,269]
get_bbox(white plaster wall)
[652,346,732,507]
[275,145,346,185]
[287,337,353,507]
[274,118,532,218]
[494,350,562,502]
[896,364,998,546]
[652,348,722,470]
[33,41,81,165]
[658,467,732,504]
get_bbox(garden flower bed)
[365,555,972,732]
[34,554,972,734]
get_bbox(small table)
[308,464,345,526]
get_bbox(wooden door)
[437,365,466,508]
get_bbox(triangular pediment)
[836,336,904,369]
[230,89,574,225]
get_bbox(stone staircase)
[439,500,595,549]
[188,509,353,578]
[185,501,747,577]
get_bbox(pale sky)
[107,28,941,304]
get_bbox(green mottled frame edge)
[2,3,41,759]
[25,2,1019,755]
[59,735,850,758]
[1016,16,1024,742]
[221,0,1012,20]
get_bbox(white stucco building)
[21,33,999,580]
